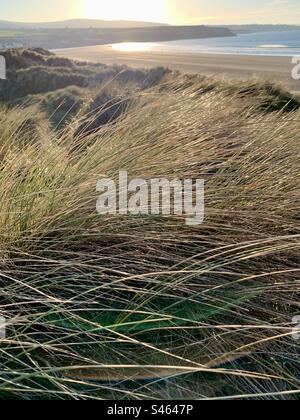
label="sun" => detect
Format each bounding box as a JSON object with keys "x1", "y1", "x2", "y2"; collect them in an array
[{"x1": 83, "y1": 0, "x2": 168, "y2": 23}]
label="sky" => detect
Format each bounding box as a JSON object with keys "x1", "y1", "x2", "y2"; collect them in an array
[{"x1": 0, "y1": 0, "x2": 300, "y2": 25}]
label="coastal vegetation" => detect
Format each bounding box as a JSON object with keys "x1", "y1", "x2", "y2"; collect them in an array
[{"x1": 0, "y1": 48, "x2": 299, "y2": 400}]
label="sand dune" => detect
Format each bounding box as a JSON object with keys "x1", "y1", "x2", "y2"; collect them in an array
[{"x1": 55, "y1": 44, "x2": 299, "y2": 92}]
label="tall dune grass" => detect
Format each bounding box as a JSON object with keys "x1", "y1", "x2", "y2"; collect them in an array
[{"x1": 0, "y1": 74, "x2": 299, "y2": 400}]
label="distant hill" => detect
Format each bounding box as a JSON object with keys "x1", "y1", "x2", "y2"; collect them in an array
[
  {"x1": 0, "y1": 19, "x2": 168, "y2": 30},
  {"x1": 225, "y1": 24, "x2": 300, "y2": 34},
  {"x1": 0, "y1": 25, "x2": 235, "y2": 50}
]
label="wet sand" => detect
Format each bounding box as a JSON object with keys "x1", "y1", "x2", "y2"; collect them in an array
[{"x1": 54, "y1": 44, "x2": 299, "y2": 92}]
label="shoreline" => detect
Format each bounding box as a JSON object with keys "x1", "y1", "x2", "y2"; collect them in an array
[
  {"x1": 54, "y1": 44, "x2": 299, "y2": 92},
  {"x1": 52, "y1": 44, "x2": 299, "y2": 58}
]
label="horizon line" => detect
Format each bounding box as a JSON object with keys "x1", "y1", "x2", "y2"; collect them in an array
[{"x1": 1, "y1": 18, "x2": 300, "y2": 26}]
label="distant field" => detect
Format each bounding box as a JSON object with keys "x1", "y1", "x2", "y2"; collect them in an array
[
  {"x1": 0, "y1": 30, "x2": 19, "y2": 37},
  {"x1": 0, "y1": 30, "x2": 46, "y2": 38}
]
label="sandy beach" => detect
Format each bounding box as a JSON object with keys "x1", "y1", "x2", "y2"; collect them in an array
[{"x1": 55, "y1": 44, "x2": 299, "y2": 92}]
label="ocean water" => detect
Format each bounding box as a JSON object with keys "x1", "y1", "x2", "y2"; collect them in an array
[{"x1": 112, "y1": 30, "x2": 300, "y2": 56}]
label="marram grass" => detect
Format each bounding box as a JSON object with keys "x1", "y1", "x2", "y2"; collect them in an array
[{"x1": 0, "y1": 73, "x2": 299, "y2": 400}]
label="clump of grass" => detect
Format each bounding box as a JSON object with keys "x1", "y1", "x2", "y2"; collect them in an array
[
  {"x1": 0, "y1": 71, "x2": 299, "y2": 400},
  {"x1": 0, "y1": 48, "x2": 169, "y2": 103},
  {"x1": 160, "y1": 73, "x2": 300, "y2": 112}
]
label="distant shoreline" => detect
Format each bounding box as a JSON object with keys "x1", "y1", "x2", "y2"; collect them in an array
[
  {"x1": 52, "y1": 44, "x2": 299, "y2": 58},
  {"x1": 55, "y1": 44, "x2": 299, "y2": 92}
]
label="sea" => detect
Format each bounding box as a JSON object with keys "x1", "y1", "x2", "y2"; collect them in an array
[{"x1": 111, "y1": 30, "x2": 300, "y2": 57}]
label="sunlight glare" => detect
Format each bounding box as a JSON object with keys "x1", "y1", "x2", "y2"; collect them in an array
[
  {"x1": 83, "y1": 0, "x2": 167, "y2": 23},
  {"x1": 110, "y1": 42, "x2": 156, "y2": 52}
]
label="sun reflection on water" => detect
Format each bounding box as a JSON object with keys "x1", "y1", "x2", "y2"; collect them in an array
[{"x1": 110, "y1": 42, "x2": 156, "y2": 52}]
